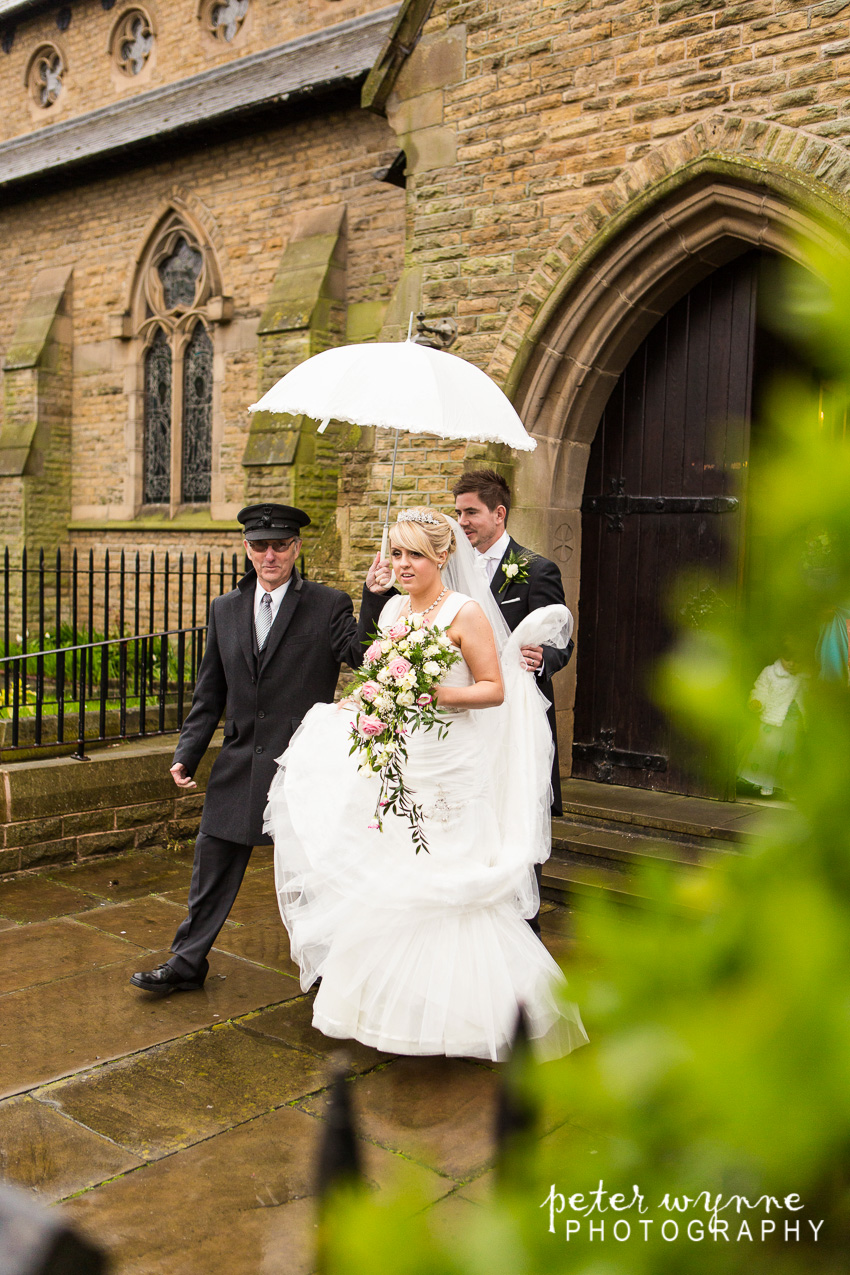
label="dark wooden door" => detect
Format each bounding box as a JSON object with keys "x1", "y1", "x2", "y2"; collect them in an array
[{"x1": 572, "y1": 254, "x2": 758, "y2": 796}]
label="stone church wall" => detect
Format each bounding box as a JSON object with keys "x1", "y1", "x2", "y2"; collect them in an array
[
  {"x1": 0, "y1": 103, "x2": 405, "y2": 561},
  {"x1": 1, "y1": 0, "x2": 850, "y2": 772},
  {"x1": 0, "y1": 0, "x2": 396, "y2": 141}
]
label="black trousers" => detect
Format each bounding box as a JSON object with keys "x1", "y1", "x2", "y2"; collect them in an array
[{"x1": 169, "y1": 832, "x2": 253, "y2": 980}]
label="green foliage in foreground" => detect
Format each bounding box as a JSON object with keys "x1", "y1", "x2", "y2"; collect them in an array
[{"x1": 319, "y1": 243, "x2": 850, "y2": 1273}]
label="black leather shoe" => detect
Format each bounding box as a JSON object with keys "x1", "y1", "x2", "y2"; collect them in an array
[{"x1": 129, "y1": 963, "x2": 205, "y2": 994}]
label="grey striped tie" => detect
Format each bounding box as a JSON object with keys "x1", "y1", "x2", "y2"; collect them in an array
[{"x1": 255, "y1": 592, "x2": 273, "y2": 650}]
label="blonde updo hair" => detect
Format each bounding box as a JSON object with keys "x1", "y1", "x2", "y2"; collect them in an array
[{"x1": 389, "y1": 508, "x2": 457, "y2": 564}]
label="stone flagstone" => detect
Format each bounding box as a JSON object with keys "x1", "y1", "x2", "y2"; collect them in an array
[
  {"x1": 38, "y1": 1021, "x2": 339, "y2": 1160},
  {"x1": 0, "y1": 918, "x2": 140, "y2": 995},
  {"x1": 0, "y1": 948, "x2": 300, "y2": 1098},
  {"x1": 0, "y1": 1095, "x2": 143, "y2": 1203},
  {"x1": 60, "y1": 1105, "x2": 455, "y2": 1275}
]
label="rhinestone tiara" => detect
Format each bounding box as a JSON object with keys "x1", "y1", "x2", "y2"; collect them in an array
[{"x1": 396, "y1": 509, "x2": 440, "y2": 525}]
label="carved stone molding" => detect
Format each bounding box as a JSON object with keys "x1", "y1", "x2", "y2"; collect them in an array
[
  {"x1": 514, "y1": 169, "x2": 850, "y2": 469},
  {"x1": 25, "y1": 41, "x2": 64, "y2": 108}
]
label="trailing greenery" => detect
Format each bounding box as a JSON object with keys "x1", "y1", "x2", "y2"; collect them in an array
[{"x1": 317, "y1": 241, "x2": 850, "y2": 1273}]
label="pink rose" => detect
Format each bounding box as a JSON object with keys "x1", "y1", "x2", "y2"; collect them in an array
[
  {"x1": 360, "y1": 681, "x2": 381, "y2": 703},
  {"x1": 417, "y1": 693, "x2": 433, "y2": 706},
  {"x1": 357, "y1": 713, "x2": 386, "y2": 739},
  {"x1": 387, "y1": 619, "x2": 410, "y2": 640},
  {"x1": 363, "y1": 641, "x2": 383, "y2": 665},
  {"x1": 387, "y1": 656, "x2": 412, "y2": 682}
]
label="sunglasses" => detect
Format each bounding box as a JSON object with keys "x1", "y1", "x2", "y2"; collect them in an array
[{"x1": 247, "y1": 539, "x2": 297, "y2": 553}]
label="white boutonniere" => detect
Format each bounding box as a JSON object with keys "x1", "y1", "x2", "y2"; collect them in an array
[{"x1": 499, "y1": 550, "x2": 533, "y2": 593}]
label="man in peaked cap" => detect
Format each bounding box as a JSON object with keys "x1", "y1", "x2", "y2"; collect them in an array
[{"x1": 130, "y1": 502, "x2": 391, "y2": 995}]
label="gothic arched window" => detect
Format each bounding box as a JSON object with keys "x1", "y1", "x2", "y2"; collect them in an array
[{"x1": 135, "y1": 219, "x2": 221, "y2": 510}]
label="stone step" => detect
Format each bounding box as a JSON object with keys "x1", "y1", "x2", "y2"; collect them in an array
[
  {"x1": 558, "y1": 777, "x2": 767, "y2": 845},
  {"x1": 542, "y1": 778, "x2": 786, "y2": 909},
  {"x1": 551, "y1": 821, "x2": 737, "y2": 872},
  {"x1": 541, "y1": 855, "x2": 658, "y2": 908}
]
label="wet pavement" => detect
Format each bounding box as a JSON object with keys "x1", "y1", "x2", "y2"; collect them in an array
[{"x1": 0, "y1": 846, "x2": 587, "y2": 1274}]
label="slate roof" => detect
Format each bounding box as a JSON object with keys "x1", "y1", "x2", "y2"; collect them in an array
[{"x1": 0, "y1": 5, "x2": 400, "y2": 191}]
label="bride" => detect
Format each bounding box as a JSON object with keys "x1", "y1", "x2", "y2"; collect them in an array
[{"x1": 264, "y1": 507, "x2": 587, "y2": 1061}]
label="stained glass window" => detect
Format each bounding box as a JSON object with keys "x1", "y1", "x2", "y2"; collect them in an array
[
  {"x1": 182, "y1": 325, "x2": 213, "y2": 503},
  {"x1": 143, "y1": 329, "x2": 172, "y2": 504},
  {"x1": 158, "y1": 238, "x2": 203, "y2": 310}
]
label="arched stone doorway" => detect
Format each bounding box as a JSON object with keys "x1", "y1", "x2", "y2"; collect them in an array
[{"x1": 510, "y1": 172, "x2": 842, "y2": 794}]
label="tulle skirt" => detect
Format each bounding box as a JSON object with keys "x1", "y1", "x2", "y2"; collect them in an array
[{"x1": 265, "y1": 701, "x2": 587, "y2": 1061}]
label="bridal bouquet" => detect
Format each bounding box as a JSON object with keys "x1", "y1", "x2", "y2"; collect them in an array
[{"x1": 347, "y1": 612, "x2": 460, "y2": 853}]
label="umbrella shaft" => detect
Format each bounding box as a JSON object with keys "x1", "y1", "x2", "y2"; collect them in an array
[{"x1": 384, "y1": 427, "x2": 402, "y2": 533}]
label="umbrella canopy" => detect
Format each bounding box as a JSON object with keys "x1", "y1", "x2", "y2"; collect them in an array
[{"x1": 249, "y1": 339, "x2": 537, "y2": 452}]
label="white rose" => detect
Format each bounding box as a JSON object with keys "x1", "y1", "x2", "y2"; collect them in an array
[
  {"x1": 504, "y1": 562, "x2": 519, "y2": 578},
  {"x1": 411, "y1": 614, "x2": 423, "y2": 630},
  {"x1": 423, "y1": 660, "x2": 441, "y2": 676},
  {"x1": 437, "y1": 632, "x2": 453, "y2": 648},
  {"x1": 380, "y1": 639, "x2": 393, "y2": 654},
  {"x1": 377, "y1": 667, "x2": 391, "y2": 684},
  {"x1": 397, "y1": 690, "x2": 415, "y2": 706},
  {"x1": 398, "y1": 640, "x2": 410, "y2": 653},
  {"x1": 424, "y1": 644, "x2": 440, "y2": 657},
  {"x1": 407, "y1": 629, "x2": 426, "y2": 645}
]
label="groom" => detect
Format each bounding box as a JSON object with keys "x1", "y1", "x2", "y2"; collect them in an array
[
  {"x1": 130, "y1": 503, "x2": 389, "y2": 995},
  {"x1": 453, "y1": 469, "x2": 574, "y2": 817}
]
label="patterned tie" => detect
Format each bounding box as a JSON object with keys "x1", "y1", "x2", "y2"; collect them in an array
[{"x1": 255, "y1": 592, "x2": 273, "y2": 650}]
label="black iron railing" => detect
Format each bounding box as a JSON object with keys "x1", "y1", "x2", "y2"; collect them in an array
[
  {"x1": 0, "y1": 545, "x2": 308, "y2": 757},
  {"x1": 1, "y1": 547, "x2": 241, "y2": 685},
  {"x1": 0, "y1": 625, "x2": 207, "y2": 758}
]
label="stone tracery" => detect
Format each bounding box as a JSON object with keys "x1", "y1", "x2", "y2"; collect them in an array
[
  {"x1": 203, "y1": 0, "x2": 249, "y2": 43},
  {"x1": 27, "y1": 44, "x2": 63, "y2": 108},
  {"x1": 112, "y1": 9, "x2": 155, "y2": 77}
]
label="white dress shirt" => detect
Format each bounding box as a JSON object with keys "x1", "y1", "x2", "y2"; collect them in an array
[
  {"x1": 474, "y1": 530, "x2": 511, "y2": 583},
  {"x1": 253, "y1": 576, "x2": 291, "y2": 626},
  {"x1": 478, "y1": 530, "x2": 545, "y2": 676}
]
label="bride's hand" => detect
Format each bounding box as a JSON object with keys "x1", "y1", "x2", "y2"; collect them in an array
[{"x1": 366, "y1": 551, "x2": 394, "y2": 593}]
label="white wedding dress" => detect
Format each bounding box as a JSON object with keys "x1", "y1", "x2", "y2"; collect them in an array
[{"x1": 265, "y1": 566, "x2": 588, "y2": 1062}]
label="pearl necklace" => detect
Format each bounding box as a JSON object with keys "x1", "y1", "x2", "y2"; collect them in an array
[{"x1": 411, "y1": 586, "x2": 447, "y2": 620}]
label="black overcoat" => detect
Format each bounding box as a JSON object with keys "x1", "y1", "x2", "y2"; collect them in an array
[
  {"x1": 490, "y1": 537, "x2": 574, "y2": 815},
  {"x1": 173, "y1": 566, "x2": 386, "y2": 845}
]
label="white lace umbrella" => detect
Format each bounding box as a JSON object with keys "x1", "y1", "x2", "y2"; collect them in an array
[{"x1": 249, "y1": 335, "x2": 536, "y2": 553}]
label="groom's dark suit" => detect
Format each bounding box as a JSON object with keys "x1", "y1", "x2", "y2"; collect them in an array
[
  {"x1": 490, "y1": 537, "x2": 574, "y2": 816},
  {"x1": 166, "y1": 566, "x2": 385, "y2": 979}
]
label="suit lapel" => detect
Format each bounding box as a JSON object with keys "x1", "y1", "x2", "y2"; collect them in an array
[
  {"x1": 490, "y1": 537, "x2": 520, "y2": 603},
  {"x1": 259, "y1": 570, "x2": 303, "y2": 671},
  {"x1": 235, "y1": 576, "x2": 256, "y2": 676}
]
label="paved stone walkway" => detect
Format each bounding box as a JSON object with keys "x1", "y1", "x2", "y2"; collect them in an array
[{"x1": 0, "y1": 845, "x2": 586, "y2": 1274}]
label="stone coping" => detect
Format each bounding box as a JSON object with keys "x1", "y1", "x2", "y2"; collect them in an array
[
  {"x1": 0, "y1": 734, "x2": 216, "y2": 824},
  {"x1": 69, "y1": 516, "x2": 241, "y2": 533}
]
